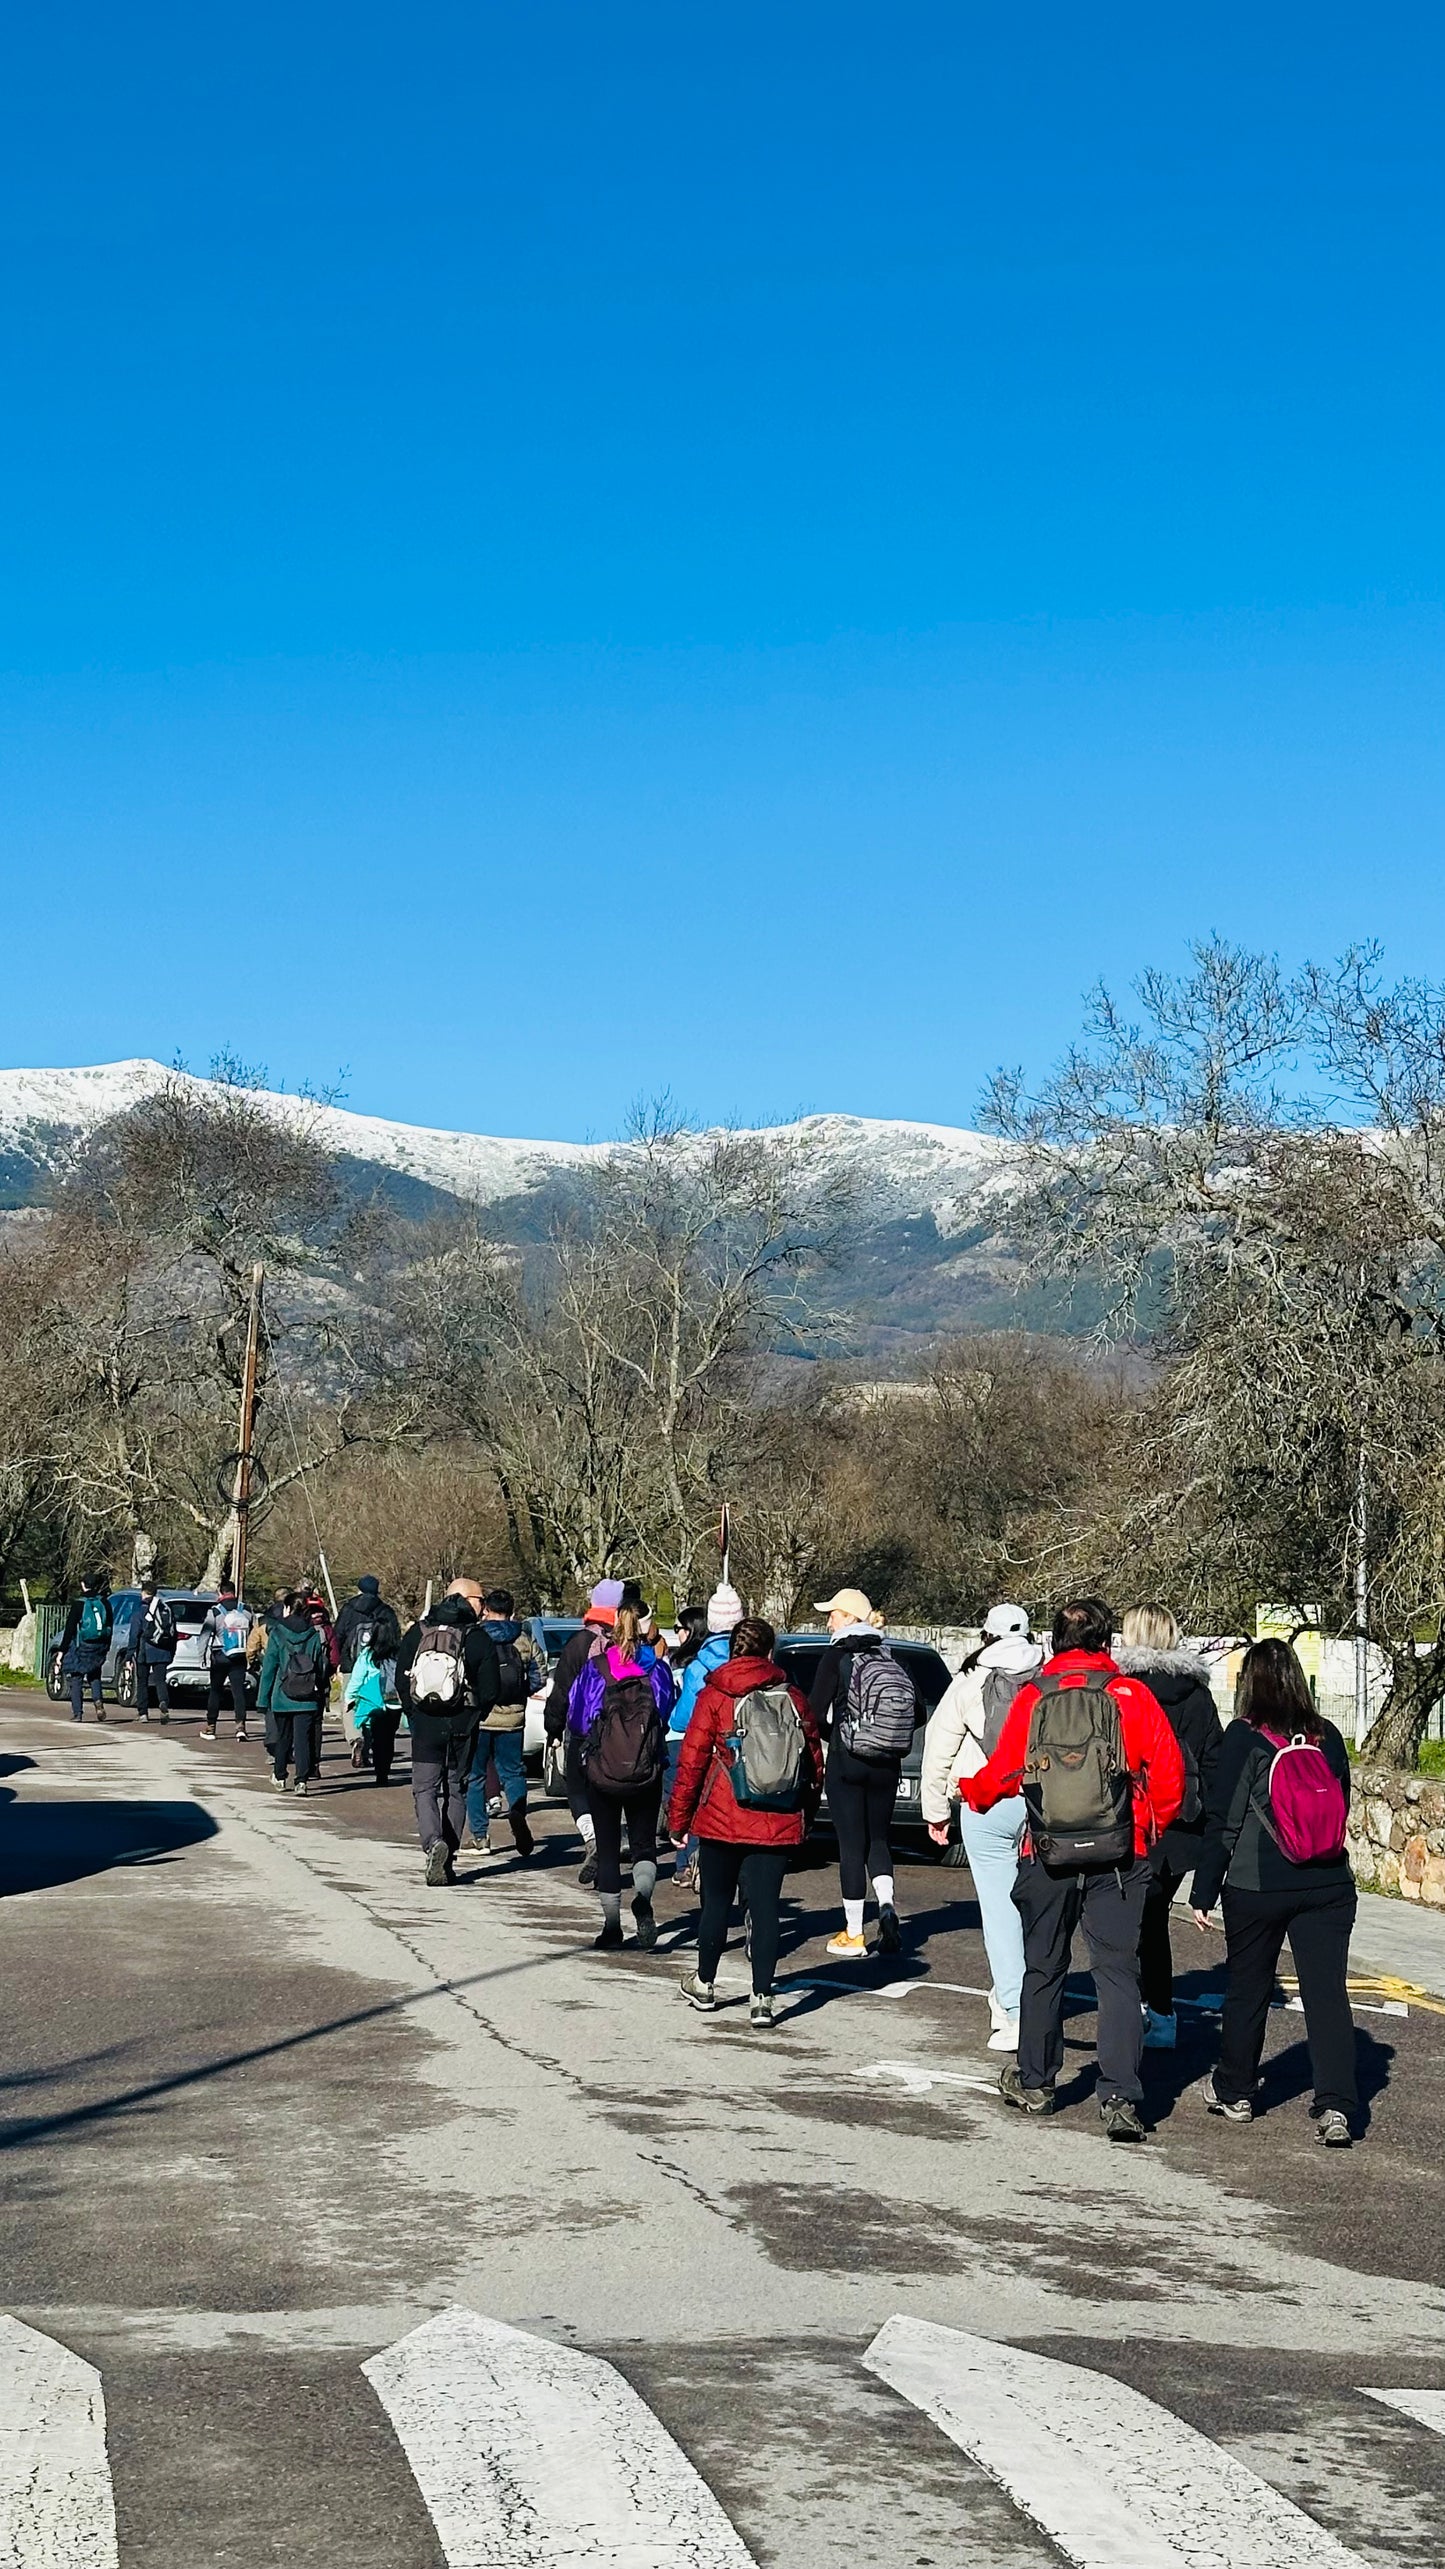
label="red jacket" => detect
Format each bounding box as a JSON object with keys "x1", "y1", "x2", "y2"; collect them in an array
[
  {"x1": 960, "y1": 1648, "x2": 1185, "y2": 1860},
  {"x1": 668, "y1": 1655, "x2": 824, "y2": 1848}
]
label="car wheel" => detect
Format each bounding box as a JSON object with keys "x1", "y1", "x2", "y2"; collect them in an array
[
  {"x1": 115, "y1": 1654, "x2": 138, "y2": 1708},
  {"x1": 45, "y1": 1647, "x2": 66, "y2": 1701}
]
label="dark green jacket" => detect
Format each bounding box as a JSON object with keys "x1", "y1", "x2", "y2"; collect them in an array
[{"x1": 257, "y1": 1616, "x2": 329, "y2": 1712}]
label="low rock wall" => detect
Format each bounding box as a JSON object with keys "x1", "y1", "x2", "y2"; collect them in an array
[{"x1": 1349, "y1": 1767, "x2": 1445, "y2": 1906}]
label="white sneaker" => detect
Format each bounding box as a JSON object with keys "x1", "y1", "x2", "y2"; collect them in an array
[
  {"x1": 1142, "y1": 2007, "x2": 1177, "y2": 2050},
  {"x1": 987, "y1": 2019, "x2": 1020, "y2": 2052}
]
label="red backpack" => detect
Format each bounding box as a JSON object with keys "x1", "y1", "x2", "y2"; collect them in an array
[{"x1": 1253, "y1": 1727, "x2": 1348, "y2": 1864}]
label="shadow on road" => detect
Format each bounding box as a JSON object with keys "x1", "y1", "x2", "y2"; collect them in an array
[{"x1": 0, "y1": 1799, "x2": 219, "y2": 1898}]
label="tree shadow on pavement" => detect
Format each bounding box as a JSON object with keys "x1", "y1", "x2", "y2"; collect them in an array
[{"x1": 0, "y1": 1799, "x2": 218, "y2": 1897}]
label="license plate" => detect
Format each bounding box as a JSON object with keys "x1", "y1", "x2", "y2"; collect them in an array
[{"x1": 896, "y1": 1778, "x2": 913, "y2": 1798}]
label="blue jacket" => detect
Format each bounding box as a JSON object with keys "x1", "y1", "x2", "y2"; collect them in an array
[{"x1": 668, "y1": 1633, "x2": 730, "y2": 1738}]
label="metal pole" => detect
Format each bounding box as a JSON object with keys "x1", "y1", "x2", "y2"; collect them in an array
[
  {"x1": 230, "y1": 1263, "x2": 264, "y2": 1597},
  {"x1": 1354, "y1": 1437, "x2": 1369, "y2": 1741}
]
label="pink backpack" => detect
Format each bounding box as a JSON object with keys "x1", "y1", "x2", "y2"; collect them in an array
[{"x1": 1255, "y1": 1727, "x2": 1348, "y2": 1863}]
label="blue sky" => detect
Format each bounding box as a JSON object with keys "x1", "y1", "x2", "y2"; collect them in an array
[{"x1": 3, "y1": 6, "x2": 1443, "y2": 1138}]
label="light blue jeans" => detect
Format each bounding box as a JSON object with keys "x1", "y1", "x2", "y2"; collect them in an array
[{"x1": 960, "y1": 1794, "x2": 1027, "y2": 2020}]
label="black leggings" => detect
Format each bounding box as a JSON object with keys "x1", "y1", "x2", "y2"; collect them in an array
[
  {"x1": 698, "y1": 1842, "x2": 790, "y2": 1993},
  {"x1": 207, "y1": 1655, "x2": 248, "y2": 1726},
  {"x1": 826, "y1": 1741, "x2": 899, "y2": 1901},
  {"x1": 1216, "y1": 1879, "x2": 1358, "y2": 2115},
  {"x1": 587, "y1": 1782, "x2": 662, "y2": 1895},
  {"x1": 1139, "y1": 1856, "x2": 1188, "y2": 2014}
]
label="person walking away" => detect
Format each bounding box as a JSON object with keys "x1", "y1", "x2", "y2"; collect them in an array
[
  {"x1": 669, "y1": 1616, "x2": 823, "y2": 2026},
  {"x1": 300, "y1": 1586, "x2": 339, "y2": 1772},
  {"x1": 809, "y1": 1588, "x2": 916, "y2": 1957},
  {"x1": 961, "y1": 1597, "x2": 1184, "y2": 2142},
  {"x1": 544, "y1": 1582, "x2": 624, "y2": 1884},
  {"x1": 342, "y1": 1640, "x2": 391, "y2": 1775},
  {"x1": 200, "y1": 1581, "x2": 254, "y2": 1741},
  {"x1": 134, "y1": 1578, "x2": 177, "y2": 1722},
  {"x1": 394, "y1": 1587, "x2": 499, "y2": 1883},
  {"x1": 257, "y1": 1594, "x2": 331, "y2": 1794},
  {"x1": 1189, "y1": 1637, "x2": 1357, "y2": 2146},
  {"x1": 921, "y1": 1604, "x2": 1043, "y2": 2050},
  {"x1": 467, "y1": 1589, "x2": 543, "y2": 1857},
  {"x1": 335, "y1": 1577, "x2": 402, "y2": 1768},
  {"x1": 568, "y1": 1603, "x2": 676, "y2": 1949},
  {"x1": 1115, "y1": 1604, "x2": 1224, "y2": 2049},
  {"x1": 60, "y1": 1575, "x2": 113, "y2": 1723},
  {"x1": 664, "y1": 1583, "x2": 743, "y2": 1886}
]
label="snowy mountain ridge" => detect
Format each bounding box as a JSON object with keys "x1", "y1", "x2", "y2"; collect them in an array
[{"x1": 0, "y1": 1060, "x2": 1012, "y2": 1231}]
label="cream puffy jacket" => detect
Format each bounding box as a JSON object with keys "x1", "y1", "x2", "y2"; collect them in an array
[{"x1": 919, "y1": 1636, "x2": 1043, "y2": 1825}]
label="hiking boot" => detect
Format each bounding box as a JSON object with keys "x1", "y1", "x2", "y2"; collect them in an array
[
  {"x1": 998, "y1": 2062, "x2": 1056, "y2": 2115},
  {"x1": 1202, "y1": 2074, "x2": 1253, "y2": 2124},
  {"x1": 674, "y1": 1857, "x2": 698, "y2": 1891},
  {"x1": 350, "y1": 1740, "x2": 367, "y2": 1770},
  {"x1": 750, "y1": 1993, "x2": 776, "y2": 2031},
  {"x1": 632, "y1": 1901, "x2": 658, "y2": 1951},
  {"x1": 1314, "y1": 2107, "x2": 1354, "y2": 2148},
  {"x1": 424, "y1": 1841, "x2": 451, "y2": 1887},
  {"x1": 158, "y1": 1709, "x2": 169, "y2": 1723},
  {"x1": 1142, "y1": 2007, "x2": 1177, "y2": 2049},
  {"x1": 825, "y1": 1930, "x2": 868, "y2": 1960},
  {"x1": 593, "y1": 1921, "x2": 625, "y2": 1951},
  {"x1": 96, "y1": 1707, "x2": 107, "y2": 1722},
  {"x1": 511, "y1": 1810, "x2": 535, "y2": 1859},
  {"x1": 1100, "y1": 2095, "x2": 1148, "y2": 2143},
  {"x1": 578, "y1": 1847, "x2": 598, "y2": 1888},
  {"x1": 200, "y1": 1727, "x2": 217, "y2": 1741},
  {"x1": 876, "y1": 1904, "x2": 902, "y2": 1955},
  {"x1": 293, "y1": 1780, "x2": 308, "y2": 1797},
  {"x1": 679, "y1": 1971, "x2": 717, "y2": 2011}
]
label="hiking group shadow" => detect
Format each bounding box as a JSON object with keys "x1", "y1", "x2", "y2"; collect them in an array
[{"x1": 0, "y1": 1799, "x2": 218, "y2": 1897}]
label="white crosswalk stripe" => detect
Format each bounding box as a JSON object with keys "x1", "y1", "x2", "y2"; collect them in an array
[
  {"x1": 1361, "y1": 2386, "x2": 1445, "y2": 2434},
  {"x1": 864, "y1": 2314, "x2": 1372, "y2": 2569},
  {"x1": 0, "y1": 2316, "x2": 118, "y2": 2569},
  {"x1": 363, "y1": 2304, "x2": 760, "y2": 2567}
]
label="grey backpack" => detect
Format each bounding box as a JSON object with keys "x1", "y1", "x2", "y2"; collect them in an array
[
  {"x1": 839, "y1": 1647, "x2": 918, "y2": 1763},
  {"x1": 980, "y1": 1665, "x2": 1029, "y2": 1758},
  {"x1": 726, "y1": 1684, "x2": 806, "y2": 1810}
]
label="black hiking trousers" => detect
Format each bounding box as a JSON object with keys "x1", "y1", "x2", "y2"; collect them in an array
[
  {"x1": 1014, "y1": 1854, "x2": 1151, "y2": 2105},
  {"x1": 1215, "y1": 1879, "x2": 1358, "y2": 2116}
]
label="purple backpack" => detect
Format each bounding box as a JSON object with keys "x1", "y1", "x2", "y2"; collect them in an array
[{"x1": 1255, "y1": 1727, "x2": 1348, "y2": 1863}]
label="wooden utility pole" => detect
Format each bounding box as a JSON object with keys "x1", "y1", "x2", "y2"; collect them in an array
[{"x1": 230, "y1": 1263, "x2": 264, "y2": 1596}]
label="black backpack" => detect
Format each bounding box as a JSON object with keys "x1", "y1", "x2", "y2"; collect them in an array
[
  {"x1": 583, "y1": 1662, "x2": 663, "y2": 1795},
  {"x1": 491, "y1": 1635, "x2": 527, "y2": 1707},
  {"x1": 279, "y1": 1628, "x2": 325, "y2": 1702},
  {"x1": 1021, "y1": 1671, "x2": 1136, "y2": 1868}
]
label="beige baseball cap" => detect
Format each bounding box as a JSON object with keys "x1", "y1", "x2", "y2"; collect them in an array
[{"x1": 813, "y1": 1586, "x2": 876, "y2": 1621}]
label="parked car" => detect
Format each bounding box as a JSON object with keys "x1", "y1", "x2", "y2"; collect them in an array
[
  {"x1": 45, "y1": 1589, "x2": 258, "y2": 1708},
  {"x1": 527, "y1": 1614, "x2": 582, "y2": 1772},
  {"x1": 772, "y1": 1632, "x2": 954, "y2": 1836}
]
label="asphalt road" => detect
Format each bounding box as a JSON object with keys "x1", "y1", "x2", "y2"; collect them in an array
[{"x1": 2, "y1": 1687, "x2": 1443, "y2": 2567}]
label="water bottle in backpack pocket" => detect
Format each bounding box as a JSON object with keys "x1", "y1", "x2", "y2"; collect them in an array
[
  {"x1": 725, "y1": 1683, "x2": 805, "y2": 1810},
  {"x1": 838, "y1": 1648, "x2": 918, "y2": 1763},
  {"x1": 1252, "y1": 1728, "x2": 1348, "y2": 1863},
  {"x1": 1021, "y1": 1672, "x2": 1136, "y2": 1868}
]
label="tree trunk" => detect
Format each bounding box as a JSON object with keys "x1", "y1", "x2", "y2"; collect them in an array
[
  {"x1": 201, "y1": 1510, "x2": 237, "y2": 1592},
  {"x1": 1359, "y1": 1643, "x2": 1445, "y2": 1769}
]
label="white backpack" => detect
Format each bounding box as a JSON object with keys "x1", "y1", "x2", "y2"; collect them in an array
[{"x1": 410, "y1": 1622, "x2": 467, "y2": 1705}]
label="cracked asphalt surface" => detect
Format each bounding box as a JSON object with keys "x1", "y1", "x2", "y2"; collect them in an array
[{"x1": 2, "y1": 1686, "x2": 1443, "y2": 2564}]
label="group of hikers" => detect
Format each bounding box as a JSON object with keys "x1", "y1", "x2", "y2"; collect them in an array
[{"x1": 56, "y1": 1563, "x2": 1362, "y2": 2145}]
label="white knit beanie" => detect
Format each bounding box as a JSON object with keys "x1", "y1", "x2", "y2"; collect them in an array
[{"x1": 706, "y1": 1583, "x2": 744, "y2": 1634}]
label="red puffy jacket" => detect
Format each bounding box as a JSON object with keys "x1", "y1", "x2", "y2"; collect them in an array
[
  {"x1": 668, "y1": 1655, "x2": 824, "y2": 1848},
  {"x1": 961, "y1": 1648, "x2": 1185, "y2": 1860}
]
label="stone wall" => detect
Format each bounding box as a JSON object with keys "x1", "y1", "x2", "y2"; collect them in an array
[{"x1": 1349, "y1": 1767, "x2": 1445, "y2": 1906}]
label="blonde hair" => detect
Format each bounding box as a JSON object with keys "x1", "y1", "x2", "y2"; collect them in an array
[
  {"x1": 611, "y1": 1604, "x2": 643, "y2": 1660},
  {"x1": 1121, "y1": 1603, "x2": 1180, "y2": 1651}
]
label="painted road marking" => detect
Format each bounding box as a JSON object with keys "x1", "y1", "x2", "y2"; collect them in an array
[
  {"x1": 1360, "y1": 2386, "x2": 1445, "y2": 2433},
  {"x1": 857, "y1": 2060, "x2": 999, "y2": 2096},
  {"x1": 364, "y1": 2303, "x2": 759, "y2": 2566},
  {"x1": 0, "y1": 2314, "x2": 119, "y2": 2568},
  {"x1": 863, "y1": 2315, "x2": 1369, "y2": 2569}
]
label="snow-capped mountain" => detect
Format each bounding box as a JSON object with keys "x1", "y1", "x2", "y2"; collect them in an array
[{"x1": 0, "y1": 1060, "x2": 1012, "y2": 1233}]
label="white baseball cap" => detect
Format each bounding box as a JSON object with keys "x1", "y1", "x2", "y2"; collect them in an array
[{"x1": 984, "y1": 1602, "x2": 1030, "y2": 1639}]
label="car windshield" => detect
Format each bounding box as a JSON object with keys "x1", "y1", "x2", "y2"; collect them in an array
[
  {"x1": 171, "y1": 1599, "x2": 212, "y2": 1625},
  {"x1": 541, "y1": 1620, "x2": 580, "y2": 1655}
]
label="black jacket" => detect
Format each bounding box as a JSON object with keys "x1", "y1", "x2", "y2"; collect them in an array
[
  {"x1": 1191, "y1": 1716, "x2": 1352, "y2": 1908},
  {"x1": 61, "y1": 1594, "x2": 113, "y2": 1663},
  {"x1": 395, "y1": 1599, "x2": 499, "y2": 1744},
  {"x1": 334, "y1": 1590, "x2": 399, "y2": 1672},
  {"x1": 1114, "y1": 1647, "x2": 1223, "y2": 1863},
  {"x1": 545, "y1": 1624, "x2": 599, "y2": 1743},
  {"x1": 808, "y1": 1627, "x2": 887, "y2": 1739}
]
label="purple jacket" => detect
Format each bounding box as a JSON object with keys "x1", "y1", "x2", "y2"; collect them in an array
[{"x1": 568, "y1": 1646, "x2": 676, "y2": 1740}]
